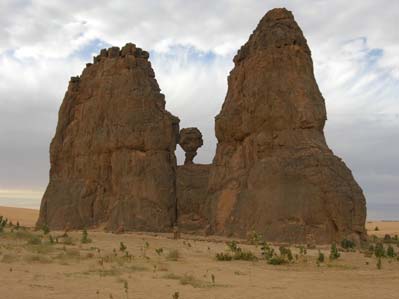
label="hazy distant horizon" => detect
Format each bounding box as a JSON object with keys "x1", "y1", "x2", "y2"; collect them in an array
[{"x1": 0, "y1": 196, "x2": 397, "y2": 221}]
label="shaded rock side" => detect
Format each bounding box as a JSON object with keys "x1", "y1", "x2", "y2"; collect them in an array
[
  {"x1": 176, "y1": 164, "x2": 211, "y2": 232},
  {"x1": 37, "y1": 43, "x2": 180, "y2": 231},
  {"x1": 208, "y1": 8, "x2": 367, "y2": 243}
]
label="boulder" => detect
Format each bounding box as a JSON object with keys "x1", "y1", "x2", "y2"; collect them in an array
[{"x1": 178, "y1": 127, "x2": 203, "y2": 165}]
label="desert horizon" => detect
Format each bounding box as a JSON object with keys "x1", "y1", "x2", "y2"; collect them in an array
[{"x1": 2, "y1": 205, "x2": 399, "y2": 235}]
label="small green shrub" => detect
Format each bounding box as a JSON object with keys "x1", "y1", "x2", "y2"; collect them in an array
[
  {"x1": 226, "y1": 241, "x2": 239, "y2": 252},
  {"x1": 268, "y1": 256, "x2": 287, "y2": 265},
  {"x1": 247, "y1": 230, "x2": 263, "y2": 246},
  {"x1": 374, "y1": 226, "x2": 379, "y2": 231},
  {"x1": 299, "y1": 246, "x2": 307, "y2": 255},
  {"x1": 155, "y1": 248, "x2": 164, "y2": 256},
  {"x1": 374, "y1": 243, "x2": 385, "y2": 258},
  {"x1": 120, "y1": 242, "x2": 127, "y2": 252},
  {"x1": 329, "y1": 243, "x2": 340, "y2": 260},
  {"x1": 216, "y1": 241, "x2": 257, "y2": 261},
  {"x1": 260, "y1": 242, "x2": 274, "y2": 260},
  {"x1": 215, "y1": 252, "x2": 233, "y2": 261},
  {"x1": 279, "y1": 246, "x2": 293, "y2": 262},
  {"x1": 260, "y1": 243, "x2": 293, "y2": 265},
  {"x1": 318, "y1": 250, "x2": 325, "y2": 263},
  {"x1": 0, "y1": 216, "x2": 8, "y2": 232},
  {"x1": 387, "y1": 245, "x2": 396, "y2": 258},
  {"x1": 341, "y1": 239, "x2": 355, "y2": 250},
  {"x1": 233, "y1": 250, "x2": 257, "y2": 261},
  {"x1": 0, "y1": 216, "x2": 8, "y2": 227},
  {"x1": 81, "y1": 229, "x2": 92, "y2": 244}
]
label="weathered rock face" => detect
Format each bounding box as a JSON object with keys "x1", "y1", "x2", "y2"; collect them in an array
[
  {"x1": 176, "y1": 164, "x2": 211, "y2": 232},
  {"x1": 208, "y1": 8, "x2": 367, "y2": 243},
  {"x1": 38, "y1": 8, "x2": 367, "y2": 244},
  {"x1": 176, "y1": 127, "x2": 209, "y2": 231},
  {"x1": 37, "y1": 43, "x2": 180, "y2": 231},
  {"x1": 179, "y1": 127, "x2": 203, "y2": 165}
]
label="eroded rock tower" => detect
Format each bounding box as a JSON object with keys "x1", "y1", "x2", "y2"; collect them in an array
[{"x1": 38, "y1": 8, "x2": 367, "y2": 244}]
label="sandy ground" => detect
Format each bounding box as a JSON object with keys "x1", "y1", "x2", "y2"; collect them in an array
[
  {"x1": 1, "y1": 206, "x2": 399, "y2": 299},
  {"x1": 0, "y1": 205, "x2": 39, "y2": 227},
  {"x1": 366, "y1": 221, "x2": 399, "y2": 238}
]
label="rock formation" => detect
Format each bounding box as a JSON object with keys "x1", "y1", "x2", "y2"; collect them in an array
[
  {"x1": 176, "y1": 163, "x2": 211, "y2": 232},
  {"x1": 176, "y1": 127, "x2": 209, "y2": 231},
  {"x1": 37, "y1": 43, "x2": 180, "y2": 231},
  {"x1": 207, "y1": 8, "x2": 366, "y2": 243},
  {"x1": 178, "y1": 127, "x2": 203, "y2": 165},
  {"x1": 38, "y1": 8, "x2": 367, "y2": 244}
]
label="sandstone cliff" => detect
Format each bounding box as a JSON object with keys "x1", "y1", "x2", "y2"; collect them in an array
[
  {"x1": 207, "y1": 8, "x2": 367, "y2": 243},
  {"x1": 37, "y1": 44, "x2": 180, "y2": 231},
  {"x1": 38, "y1": 8, "x2": 367, "y2": 244}
]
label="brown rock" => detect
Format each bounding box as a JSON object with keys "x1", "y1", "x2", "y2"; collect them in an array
[
  {"x1": 38, "y1": 8, "x2": 367, "y2": 244},
  {"x1": 178, "y1": 127, "x2": 203, "y2": 165},
  {"x1": 121, "y1": 43, "x2": 136, "y2": 57},
  {"x1": 107, "y1": 46, "x2": 120, "y2": 58},
  {"x1": 176, "y1": 164, "x2": 210, "y2": 232},
  {"x1": 207, "y1": 8, "x2": 366, "y2": 243},
  {"x1": 37, "y1": 44, "x2": 180, "y2": 232}
]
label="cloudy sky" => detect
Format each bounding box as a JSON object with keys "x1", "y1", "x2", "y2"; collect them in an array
[{"x1": 0, "y1": 0, "x2": 398, "y2": 218}]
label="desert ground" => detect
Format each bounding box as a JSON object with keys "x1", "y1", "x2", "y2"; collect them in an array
[{"x1": 1, "y1": 206, "x2": 399, "y2": 299}]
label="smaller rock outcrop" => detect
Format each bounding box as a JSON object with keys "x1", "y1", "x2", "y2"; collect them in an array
[
  {"x1": 176, "y1": 164, "x2": 211, "y2": 232},
  {"x1": 178, "y1": 128, "x2": 203, "y2": 165}
]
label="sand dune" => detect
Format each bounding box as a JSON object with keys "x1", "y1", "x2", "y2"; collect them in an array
[{"x1": 0, "y1": 206, "x2": 39, "y2": 227}]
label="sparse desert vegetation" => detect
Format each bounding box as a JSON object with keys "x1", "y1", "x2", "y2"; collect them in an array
[{"x1": 1, "y1": 211, "x2": 399, "y2": 298}]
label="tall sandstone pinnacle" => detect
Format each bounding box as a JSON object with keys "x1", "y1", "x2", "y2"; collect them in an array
[
  {"x1": 37, "y1": 44, "x2": 180, "y2": 231},
  {"x1": 207, "y1": 8, "x2": 367, "y2": 243}
]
